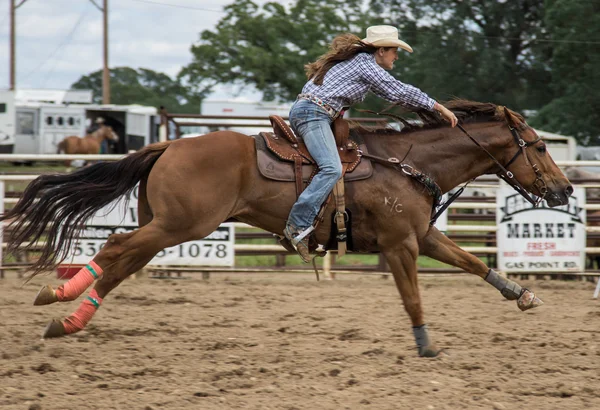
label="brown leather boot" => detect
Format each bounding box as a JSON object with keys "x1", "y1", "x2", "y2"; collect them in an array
[{"x1": 283, "y1": 225, "x2": 312, "y2": 263}]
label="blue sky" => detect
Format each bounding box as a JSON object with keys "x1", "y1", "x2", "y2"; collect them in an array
[{"x1": 0, "y1": 0, "x2": 270, "y2": 100}]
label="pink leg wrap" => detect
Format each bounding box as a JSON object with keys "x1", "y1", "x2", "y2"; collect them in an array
[
  {"x1": 56, "y1": 261, "x2": 103, "y2": 301},
  {"x1": 62, "y1": 289, "x2": 103, "y2": 334}
]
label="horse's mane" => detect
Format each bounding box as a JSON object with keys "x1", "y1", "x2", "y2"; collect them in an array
[{"x1": 351, "y1": 99, "x2": 524, "y2": 135}]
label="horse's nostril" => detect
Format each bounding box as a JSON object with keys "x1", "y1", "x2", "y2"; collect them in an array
[{"x1": 565, "y1": 185, "x2": 574, "y2": 197}]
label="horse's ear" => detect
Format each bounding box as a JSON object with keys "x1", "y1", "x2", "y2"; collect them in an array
[{"x1": 503, "y1": 106, "x2": 519, "y2": 129}]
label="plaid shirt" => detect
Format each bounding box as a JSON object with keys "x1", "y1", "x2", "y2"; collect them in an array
[{"x1": 302, "y1": 52, "x2": 436, "y2": 114}]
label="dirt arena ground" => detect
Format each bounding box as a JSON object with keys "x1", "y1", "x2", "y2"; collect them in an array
[{"x1": 0, "y1": 272, "x2": 598, "y2": 410}]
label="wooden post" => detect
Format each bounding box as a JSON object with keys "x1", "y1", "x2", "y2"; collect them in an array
[
  {"x1": 159, "y1": 106, "x2": 168, "y2": 142},
  {"x1": 102, "y1": 0, "x2": 110, "y2": 104},
  {"x1": 9, "y1": 0, "x2": 15, "y2": 90},
  {"x1": 275, "y1": 254, "x2": 286, "y2": 267},
  {"x1": 323, "y1": 251, "x2": 332, "y2": 280}
]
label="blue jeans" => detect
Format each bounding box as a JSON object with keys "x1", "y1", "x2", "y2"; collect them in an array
[{"x1": 287, "y1": 99, "x2": 342, "y2": 230}]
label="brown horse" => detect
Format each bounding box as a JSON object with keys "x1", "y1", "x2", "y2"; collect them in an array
[
  {"x1": 57, "y1": 124, "x2": 119, "y2": 156},
  {"x1": 2, "y1": 100, "x2": 572, "y2": 357}
]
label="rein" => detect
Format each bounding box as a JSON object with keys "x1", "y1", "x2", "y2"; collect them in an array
[
  {"x1": 456, "y1": 123, "x2": 546, "y2": 207},
  {"x1": 354, "y1": 114, "x2": 548, "y2": 225},
  {"x1": 358, "y1": 151, "x2": 444, "y2": 221}
]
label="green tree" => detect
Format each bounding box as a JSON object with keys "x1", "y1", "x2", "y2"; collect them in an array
[
  {"x1": 71, "y1": 67, "x2": 207, "y2": 113},
  {"x1": 374, "y1": 0, "x2": 552, "y2": 110},
  {"x1": 180, "y1": 0, "x2": 554, "y2": 113},
  {"x1": 179, "y1": 0, "x2": 598, "y2": 142},
  {"x1": 179, "y1": 0, "x2": 376, "y2": 102},
  {"x1": 529, "y1": 0, "x2": 600, "y2": 144}
]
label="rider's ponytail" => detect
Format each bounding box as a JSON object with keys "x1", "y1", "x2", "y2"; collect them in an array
[{"x1": 305, "y1": 33, "x2": 377, "y2": 85}]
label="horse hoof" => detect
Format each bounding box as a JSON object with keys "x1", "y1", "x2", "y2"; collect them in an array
[
  {"x1": 42, "y1": 320, "x2": 66, "y2": 339},
  {"x1": 418, "y1": 345, "x2": 443, "y2": 358},
  {"x1": 33, "y1": 285, "x2": 59, "y2": 306},
  {"x1": 517, "y1": 289, "x2": 544, "y2": 311}
]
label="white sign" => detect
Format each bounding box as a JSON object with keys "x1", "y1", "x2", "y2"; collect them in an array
[
  {"x1": 65, "y1": 188, "x2": 234, "y2": 266},
  {"x1": 497, "y1": 186, "x2": 586, "y2": 272}
]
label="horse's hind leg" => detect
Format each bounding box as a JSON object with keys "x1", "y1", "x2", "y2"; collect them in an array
[
  {"x1": 40, "y1": 222, "x2": 187, "y2": 338},
  {"x1": 382, "y1": 243, "x2": 442, "y2": 358},
  {"x1": 34, "y1": 178, "x2": 155, "y2": 307},
  {"x1": 421, "y1": 226, "x2": 543, "y2": 310},
  {"x1": 32, "y1": 237, "x2": 147, "y2": 308}
]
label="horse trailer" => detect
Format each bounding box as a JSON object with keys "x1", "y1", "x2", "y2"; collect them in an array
[
  {"x1": 535, "y1": 129, "x2": 577, "y2": 162},
  {"x1": 0, "y1": 90, "x2": 16, "y2": 153},
  {"x1": 14, "y1": 105, "x2": 86, "y2": 155},
  {"x1": 9, "y1": 89, "x2": 159, "y2": 156}
]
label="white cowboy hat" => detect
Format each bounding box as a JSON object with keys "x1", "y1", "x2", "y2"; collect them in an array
[{"x1": 362, "y1": 25, "x2": 413, "y2": 53}]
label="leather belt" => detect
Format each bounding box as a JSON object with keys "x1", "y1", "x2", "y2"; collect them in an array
[{"x1": 297, "y1": 94, "x2": 341, "y2": 119}]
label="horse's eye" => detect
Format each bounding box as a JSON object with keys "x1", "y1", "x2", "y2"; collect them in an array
[{"x1": 537, "y1": 145, "x2": 547, "y2": 153}]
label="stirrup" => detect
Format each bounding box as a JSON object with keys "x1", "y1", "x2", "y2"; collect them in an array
[
  {"x1": 294, "y1": 238, "x2": 311, "y2": 263},
  {"x1": 284, "y1": 225, "x2": 314, "y2": 263},
  {"x1": 284, "y1": 225, "x2": 313, "y2": 245}
]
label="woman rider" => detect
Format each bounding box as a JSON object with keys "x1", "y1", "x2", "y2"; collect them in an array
[{"x1": 284, "y1": 25, "x2": 458, "y2": 262}]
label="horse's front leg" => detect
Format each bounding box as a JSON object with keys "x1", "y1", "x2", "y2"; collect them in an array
[
  {"x1": 382, "y1": 242, "x2": 442, "y2": 358},
  {"x1": 421, "y1": 226, "x2": 543, "y2": 311}
]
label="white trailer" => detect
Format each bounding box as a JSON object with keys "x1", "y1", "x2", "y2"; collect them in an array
[
  {"x1": 535, "y1": 129, "x2": 577, "y2": 163},
  {"x1": 14, "y1": 104, "x2": 86, "y2": 155},
  {"x1": 13, "y1": 89, "x2": 89, "y2": 155},
  {"x1": 181, "y1": 99, "x2": 292, "y2": 137},
  {"x1": 201, "y1": 99, "x2": 292, "y2": 117},
  {"x1": 10, "y1": 90, "x2": 158, "y2": 155},
  {"x1": 0, "y1": 90, "x2": 16, "y2": 153}
]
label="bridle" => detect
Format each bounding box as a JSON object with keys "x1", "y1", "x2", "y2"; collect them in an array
[
  {"x1": 456, "y1": 122, "x2": 547, "y2": 207},
  {"x1": 352, "y1": 109, "x2": 550, "y2": 224},
  {"x1": 355, "y1": 105, "x2": 549, "y2": 206},
  {"x1": 503, "y1": 123, "x2": 548, "y2": 205}
]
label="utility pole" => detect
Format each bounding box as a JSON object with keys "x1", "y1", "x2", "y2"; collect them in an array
[
  {"x1": 9, "y1": 0, "x2": 15, "y2": 90},
  {"x1": 10, "y1": 0, "x2": 107, "y2": 95},
  {"x1": 89, "y1": 0, "x2": 110, "y2": 103},
  {"x1": 102, "y1": 0, "x2": 110, "y2": 104},
  {"x1": 9, "y1": 0, "x2": 29, "y2": 90}
]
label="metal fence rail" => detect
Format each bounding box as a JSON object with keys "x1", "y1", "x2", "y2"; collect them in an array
[{"x1": 1, "y1": 156, "x2": 600, "y2": 281}]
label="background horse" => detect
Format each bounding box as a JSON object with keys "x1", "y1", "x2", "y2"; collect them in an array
[
  {"x1": 564, "y1": 166, "x2": 600, "y2": 198},
  {"x1": 57, "y1": 124, "x2": 119, "y2": 156},
  {"x1": 2, "y1": 100, "x2": 572, "y2": 357},
  {"x1": 564, "y1": 166, "x2": 600, "y2": 271}
]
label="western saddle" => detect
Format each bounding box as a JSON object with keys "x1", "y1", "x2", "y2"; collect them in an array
[{"x1": 256, "y1": 115, "x2": 372, "y2": 257}]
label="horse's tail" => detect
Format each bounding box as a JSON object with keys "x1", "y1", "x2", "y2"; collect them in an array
[
  {"x1": 57, "y1": 139, "x2": 65, "y2": 154},
  {"x1": 1, "y1": 141, "x2": 172, "y2": 277}
]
